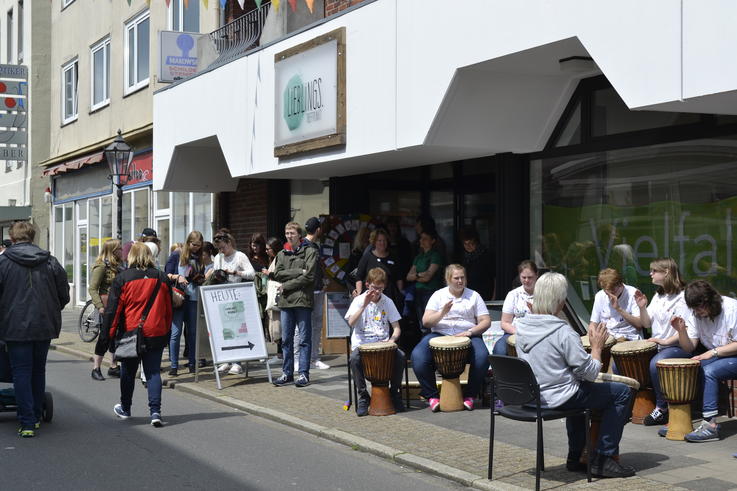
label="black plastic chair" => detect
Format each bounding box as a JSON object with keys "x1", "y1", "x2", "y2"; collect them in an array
[{"x1": 488, "y1": 355, "x2": 592, "y2": 491}]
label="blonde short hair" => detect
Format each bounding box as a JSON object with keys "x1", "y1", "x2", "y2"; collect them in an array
[
  {"x1": 532, "y1": 272, "x2": 568, "y2": 315},
  {"x1": 127, "y1": 242, "x2": 155, "y2": 270},
  {"x1": 284, "y1": 221, "x2": 303, "y2": 237},
  {"x1": 444, "y1": 264, "x2": 466, "y2": 284}
]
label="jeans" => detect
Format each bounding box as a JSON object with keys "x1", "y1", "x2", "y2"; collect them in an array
[
  {"x1": 298, "y1": 291, "x2": 325, "y2": 363},
  {"x1": 170, "y1": 300, "x2": 198, "y2": 369},
  {"x1": 414, "y1": 288, "x2": 434, "y2": 334},
  {"x1": 411, "y1": 333, "x2": 489, "y2": 399},
  {"x1": 350, "y1": 347, "x2": 406, "y2": 400},
  {"x1": 492, "y1": 332, "x2": 511, "y2": 356},
  {"x1": 650, "y1": 346, "x2": 693, "y2": 409},
  {"x1": 119, "y1": 347, "x2": 164, "y2": 415},
  {"x1": 699, "y1": 355, "x2": 737, "y2": 419},
  {"x1": 557, "y1": 381, "x2": 632, "y2": 458},
  {"x1": 281, "y1": 307, "x2": 312, "y2": 379},
  {"x1": 6, "y1": 340, "x2": 51, "y2": 429}
]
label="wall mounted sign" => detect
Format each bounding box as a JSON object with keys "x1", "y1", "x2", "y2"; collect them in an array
[
  {"x1": 0, "y1": 64, "x2": 27, "y2": 165},
  {"x1": 159, "y1": 31, "x2": 204, "y2": 83},
  {"x1": 274, "y1": 27, "x2": 345, "y2": 157}
]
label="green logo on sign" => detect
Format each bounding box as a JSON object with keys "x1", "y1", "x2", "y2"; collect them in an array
[{"x1": 283, "y1": 74, "x2": 305, "y2": 131}]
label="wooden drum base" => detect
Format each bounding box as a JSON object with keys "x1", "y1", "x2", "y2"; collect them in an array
[
  {"x1": 439, "y1": 377, "x2": 464, "y2": 412},
  {"x1": 631, "y1": 388, "x2": 656, "y2": 425},
  {"x1": 665, "y1": 403, "x2": 693, "y2": 441},
  {"x1": 369, "y1": 385, "x2": 396, "y2": 416}
]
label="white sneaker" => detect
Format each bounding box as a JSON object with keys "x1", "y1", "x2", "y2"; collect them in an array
[
  {"x1": 217, "y1": 363, "x2": 232, "y2": 373},
  {"x1": 314, "y1": 360, "x2": 330, "y2": 370},
  {"x1": 267, "y1": 355, "x2": 281, "y2": 364},
  {"x1": 228, "y1": 363, "x2": 243, "y2": 375}
]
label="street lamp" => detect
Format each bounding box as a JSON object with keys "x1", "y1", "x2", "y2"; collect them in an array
[{"x1": 104, "y1": 129, "x2": 134, "y2": 241}]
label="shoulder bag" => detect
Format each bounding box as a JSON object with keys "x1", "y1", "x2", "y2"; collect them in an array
[{"x1": 114, "y1": 275, "x2": 162, "y2": 360}]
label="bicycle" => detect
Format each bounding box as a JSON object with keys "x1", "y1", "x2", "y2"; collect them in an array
[{"x1": 78, "y1": 299, "x2": 102, "y2": 343}]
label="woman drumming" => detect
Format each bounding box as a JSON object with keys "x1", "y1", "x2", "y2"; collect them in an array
[
  {"x1": 90, "y1": 239, "x2": 123, "y2": 381},
  {"x1": 495, "y1": 260, "x2": 539, "y2": 356},
  {"x1": 406, "y1": 230, "x2": 443, "y2": 333},
  {"x1": 639, "y1": 258, "x2": 694, "y2": 426},
  {"x1": 411, "y1": 264, "x2": 490, "y2": 412},
  {"x1": 353, "y1": 228, "x2": 404, "y2": 312}
]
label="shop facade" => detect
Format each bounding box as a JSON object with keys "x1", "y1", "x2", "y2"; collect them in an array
[{"x1": 154, "y1": 1, "x2": 737, "y2": 310}]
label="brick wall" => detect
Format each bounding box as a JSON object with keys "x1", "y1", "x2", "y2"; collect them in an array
[
  {"x1": 325, "y1": 0, "x2": 365, "y2": 16},
  {"x1": 220, "y1": 179, "x2": 269, "y2": 250}
]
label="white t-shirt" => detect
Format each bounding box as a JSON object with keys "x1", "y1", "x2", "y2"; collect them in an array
[
  {"x1": 686, "y1": 296, "x2": 737, "y2": 350},
  {"x1": 590, "y1": 284, "x2": 641, "y2": 340},
  {"x1": 213, "y1": 250, "x2": 255, "y2": 282},
  {"x1": 647, "y1": 291, "x2": 695, "y2": 341},
  {"x1": 346, "y1": 292, "x2": 401, "y2": 350},
  {"x1": 502, "y1": 285, "x2": 533, "y2": 327},
  {"x1": 425, "y1": 287, "x2": 489, "y2": 336}
]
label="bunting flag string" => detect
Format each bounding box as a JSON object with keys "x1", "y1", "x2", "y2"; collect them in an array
[
  {"x1": 287, "y1": 0, "x2": 297, "y2": 12},
  {"x1": 165, "y1": 0, "x2": 172, "y2": 8},
  {"x1": 272, "y1": 0, "x2": 280, "y2": 12},
  {"x1": 237, "y1": 0, "x2": 245, "y2": 10},
  {"x1": 220, "y1": 0, "x2": 227, "y2": 9},
  {"x1": 304, "y1": 0, "x2": 314, "y2": 13},
  {"x1": 202, "y1": 0, "x2": 208, "y2": 9},
  {"x1": 255, "y1": 0, "x2": 263, "y2": 8},
  {"x1": 183, "y1": 0, "x2": 189, "y2": 8}
]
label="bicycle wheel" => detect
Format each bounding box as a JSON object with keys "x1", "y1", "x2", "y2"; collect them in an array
[{"x1": 78, "y1": 300, "x2": 101, "y2": 343}]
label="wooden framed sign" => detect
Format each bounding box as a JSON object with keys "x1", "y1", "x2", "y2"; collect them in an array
[{"x1": 274, "y1": 27, "x2": 346, "y2": 157}]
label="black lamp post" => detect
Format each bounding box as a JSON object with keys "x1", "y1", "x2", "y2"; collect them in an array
[{"x1": 104, "y1": 130, "x2": 134, "y2": 241}]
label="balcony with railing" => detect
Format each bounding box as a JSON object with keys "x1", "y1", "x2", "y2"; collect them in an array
[{"x1": 205, "y1": 1, "x2": 271, "y2": 71}]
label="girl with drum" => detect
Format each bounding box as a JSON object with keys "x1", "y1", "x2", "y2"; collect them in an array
[
  {"x1": 411, "y1": 264, "x2": 491, "y2": 412},
  {"x1": 638, "y1": 258, "x2": 695, "y2": 426},
  {"x1": 345, "y1": 268, "x2": 404, "y2": 417},
  {"x1": 588, "y1": 268, "x2": 646, "y2": 341},
  {"x1": 495, "y1": 260, "x2": 538, "y2": 356}
]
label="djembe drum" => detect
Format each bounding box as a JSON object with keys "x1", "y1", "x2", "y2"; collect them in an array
[
  {"x1": 610, "y1": 340, "x2": 657, "y2": 424},
  {"x1": 657, "y1": 358, "x2": 700, "y2": 441},
  {"x1": 358, "y1": 341, "x2": 398, "y2": 416},
  {"x1": 506, "y1": 334, "x2": 517, "y2": 357},
  {"x1": 580, "y1": 373, "x2": 639, "y2": 464},
  {"x1": 429, "y1": 336, "x2": 471, "y2": 412},
  {"x1": 581, "y1": 335, "x2": 617, "y2": 373}
]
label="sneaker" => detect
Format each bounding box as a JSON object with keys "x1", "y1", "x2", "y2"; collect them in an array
[
  {"x1": 685, "y1": 421, "x2": 720, "y2": 442},
  {"x1": 217, "y1": 363, "x2": 232, "y2": 373},
  {"x1": 107, "y1": 366, "x2": 121, "y2": 378},
  {"x1": 18, "y1": 428, "x2": 34, "y2": 438},
  {"x1": 463, "y1": 397, "x2": 474, "y2": 411},
  {"x1": 34, "y1": 422, "x2": 40, "y2": 430},
  {"x1": 657, "y1": 425, "x2": 668, "y2": 437},
  {"x1": 494, "y1": 399, "x2": 504, "y2": 412},
  {"x1": 91, "y1": 368, "x2": 105, "y2": 381},
  {"x1": 392, "y1": 393, "x2": 406, "y2": 413},
  {"x1": 150, "y1": 413, "x2": 163, "y2": 427},
  {"x1": 295, "y1": 374, "x2": 310, "y2": 387},
  {"x1": 593, "y1": 455, "x2": 636, "y2": 478},
  {"x1": 273, "y1": 374, "x2": 293, "y2": 387},
  {"x1": 566, "y1": 459, "x2": 587, "y2": 473},
  {"x1": 643, "y1": 407, "x2": 668, "y2": 426},
  {"x1": 314, "y1": 360, "x2": 330, "y2": 370},
  {"x1": 187, "y1": 365, "x2": 196, "y2": 374},
  {"x1": 113, "y1": 403, "x2": 131, "y2": 419},
  {"x1": 228, "y1": 363, "x2": 243, "y2": 375},
  {"x1": 168, "y1": 368, "x2": 178, "y2": 377},
  {"x1": 428, "y1": 397, "x2": 440, "y2": 412},
  {"x1": 357, "y1": 397, "x2": 370, "y2": 417}
]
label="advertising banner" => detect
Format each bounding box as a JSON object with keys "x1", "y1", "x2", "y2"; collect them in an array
[{"x1": 159, "y1": 31, "x2": 203, "y2": 83}]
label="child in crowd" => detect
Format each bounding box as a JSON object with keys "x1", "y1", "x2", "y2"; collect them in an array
[{"x1": 345, "y1": 267, "x2": 405, "y2": 416}]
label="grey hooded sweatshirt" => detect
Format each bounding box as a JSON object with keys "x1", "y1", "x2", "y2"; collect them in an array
[{"x1": 515, "y1": 314, "x2": 601, "y2": 408}]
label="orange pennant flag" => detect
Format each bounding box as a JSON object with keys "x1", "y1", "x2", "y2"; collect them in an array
[
  {"x1": 183, "y1": 0, "x2": 189, "y2": 8},
  {"x1": 304, "y1": 0, "x2": 314, "y2": 13},
  {"x1": 288, "y1": 0, "x2": 297, "y2": 12}
]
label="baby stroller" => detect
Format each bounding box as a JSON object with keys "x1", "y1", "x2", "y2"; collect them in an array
[{"x1": 0, "y1": 341, "x2": 53, "y2": 423}]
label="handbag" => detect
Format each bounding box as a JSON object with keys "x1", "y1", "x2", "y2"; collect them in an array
[
  {"x1": 114, "y1": 276, "x2": 162, "y2": 360},
  {"x1": 172, "y1": 286, "x2": 185, "y2": 309}
]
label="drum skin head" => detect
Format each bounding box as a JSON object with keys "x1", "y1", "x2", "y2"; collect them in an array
[
  {"x1": 359, "y1": 341, "x2": 397, "y2": 351},
  {"x1": 508, "y1": 334, "x2": 516, "y2": 347},
  {"x1": 656, "y1": 357, "x2": 700, "y2": 367},
  {"x1": 594, "y1": 372, "x2": 640, "y2": 390},
  {"x1": 611, "y1": 340, "x2": 657, "y2": 354},
  {"x1": 581, "y1": 335, "x2": 616, "y2": 348},
  {"x1": 429, "y1": 336, "x2": 471, "y2": 349}
]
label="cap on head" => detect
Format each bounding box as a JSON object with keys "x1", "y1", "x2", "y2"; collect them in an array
[
  {"x1": 304, "y1": 217, "x2": 320, "y2": 234},
  {"x1": 140, "y1": 227, "x2": 157, "y2": 238}
]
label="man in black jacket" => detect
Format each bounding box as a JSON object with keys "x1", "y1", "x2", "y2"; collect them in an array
[{"x1": 0, "y1": 221, "x2": 70, "y2": 437}]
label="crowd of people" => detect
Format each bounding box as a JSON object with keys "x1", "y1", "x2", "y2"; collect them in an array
[{"x1": 1, "y1": 213, "x2": 736, "y2": 482}]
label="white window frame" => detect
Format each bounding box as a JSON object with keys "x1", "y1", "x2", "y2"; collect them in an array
[
  {"x1": 61, "y1": 58, "x2": 78, "y2": 124},
  {"x1": 168, "y1": 0, "x2": 199, "y2": 32},
  {"x1": 124, "y1": 10, "x2": 150, "y2": 95},
  {"x1": 17, "y1": 0, "x2": 22, "y2": 63},
  {"x1": 90, "y1": 37, "x2": 110, "y2": 111}
]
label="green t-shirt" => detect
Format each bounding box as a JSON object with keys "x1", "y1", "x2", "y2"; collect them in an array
[{"x1": 413, "y1": 249, "x2": 443, "y2": 291}]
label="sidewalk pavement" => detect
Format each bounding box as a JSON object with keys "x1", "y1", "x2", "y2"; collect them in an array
[{"x1": 57, "y1": 308, "x2": 737, "y2": 490}]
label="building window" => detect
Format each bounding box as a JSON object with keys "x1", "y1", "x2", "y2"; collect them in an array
[
  {"x1": 61, "y1": 58, "x2": 78, "y2": 124},
  {"x1": 170, "y1": 0, "x2": 200, "y2": 32},
  {"x1": 6, "y1": 8, "x2": 12, "y2": 63},
  {"x1": 16, "y1": 1, "x2": 22, "y2": 62},
  {"x1": 124, "y1": 10, "x2": 150, "y2": 94},
  {"x1": 90, "y1": 37, "x2": 110, "y2": 110}
]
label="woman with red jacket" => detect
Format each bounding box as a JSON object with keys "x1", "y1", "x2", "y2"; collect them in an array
[{"x1": 103, "y1": 242, "x2": 174, "y2": 427}]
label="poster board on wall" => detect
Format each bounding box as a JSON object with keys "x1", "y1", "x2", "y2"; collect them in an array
[{"x1": 325, "y1": 291, "x2": 352, "y2": 339}]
